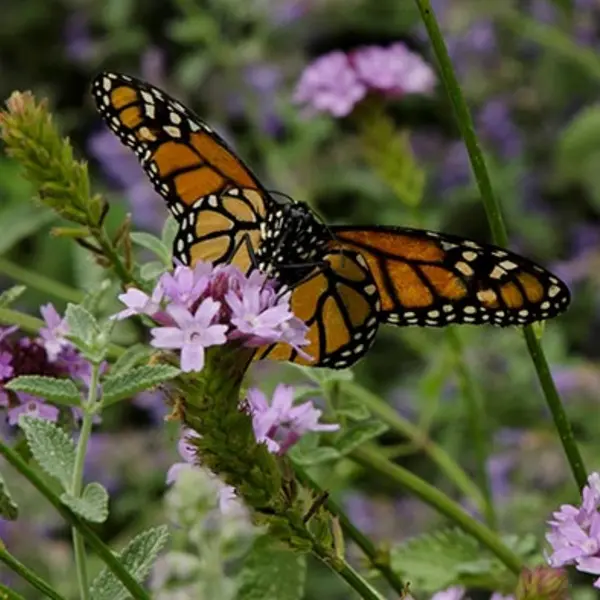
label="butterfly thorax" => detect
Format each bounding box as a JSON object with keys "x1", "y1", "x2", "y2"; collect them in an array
[{"x1": 256, "y1": 201, "x2": 328, "y2": 287}]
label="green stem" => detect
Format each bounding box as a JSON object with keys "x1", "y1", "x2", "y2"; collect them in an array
[
  {"x1": 69, "y1": 362, "x2": 101, "y2": 600},
  {"x1": 0, "y1": 257, "x2": 83, "y2": 304},
  {"x1": 294, "y1": 465, "x2": 405, "y2": 596},
  {"x1": 0, "y1": 582, "x2": 27, "y2": 600},
  {"x1": 343, "y1": 381, "x2": 486, "y2": 513},
  {"x1": 334, "y1": 559, "x2": 387, "y2": 600},
  {"x1": 0, "y1": 439, "x2": 151, "y2": 600},
  {"x1": 413, "y1": 0, "x2": 587, "y2": 490},
  {"x1": 0, "y1": 544, "x2": 66, "y2": 600},
  {"x1": 447, "y1": 330, "x2": 497, "y2": 529},
  {"x1": 351, "y1": 445, "x2": 523, "y2": 574},
  {"x1": 91, "y1": 225, "x2": 136, "y2": 287}
]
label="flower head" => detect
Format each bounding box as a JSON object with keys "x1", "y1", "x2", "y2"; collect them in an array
[
  {"x1": 151, "y1": 300, "x2": 228, "y2": 372},
  {"x1": 293, "y1": 51, "x2": 367, "y2": 117},
  {"x1": 546, "y1": 471, "x2": 600, "y2": 588},
  {"x1": 247, "y1": 384, "x2": 339, "y2": 454},
  {"x1": 39, "y1": 303, "x2": 71, "y2": 361},
  {"x1": 112, "y1": 286, "x2": 164, "y2": 321},
  {"x1": 351, "y1": 43, "x2": 436, "y2": 96}
]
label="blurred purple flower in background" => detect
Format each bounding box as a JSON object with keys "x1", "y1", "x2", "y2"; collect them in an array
[
  {"x1": 293, "y1": 44, "x2": 436, "y2": 118},
  {"x1": 430, "y1": 586, "x2": 465, "y2": 600},
  {"x1": 477, "y1": 99, "x2": 523, "y2": 159},
  {"x1": 87, "y1": 130, "x2": 166, "y2": 232},
  {"x1": 244, "y1": 63, "x2": 284, "y2": 135},
  {"x1": 63, "y1": 12, "x2": 94, "y2": 63}
]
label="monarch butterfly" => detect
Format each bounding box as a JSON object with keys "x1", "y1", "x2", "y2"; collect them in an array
[{"x1": 91, "y1": 72, "x2": 571, "y2": 369}]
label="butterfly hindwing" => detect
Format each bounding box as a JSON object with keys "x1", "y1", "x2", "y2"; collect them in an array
[
  {"x1": 256, "y1": 248, "x2": 380, "y2": 368},
  {"x1": 333, "y1": 226, "x2": 570, "y2": 327}
]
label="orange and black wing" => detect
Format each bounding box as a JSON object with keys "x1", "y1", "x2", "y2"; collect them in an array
[
  {"x1": 332, "y1": 226, "x2": 570, "y2": 327},
  {"x1": 256, "y1": 248, "x2": 380, "y2": 368},
  {"x1": 91, "y1": 71, "x2": 271, "y2": 273}
]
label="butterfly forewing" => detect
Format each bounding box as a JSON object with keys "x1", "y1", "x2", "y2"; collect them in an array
[
  {"x1": 91, "y1": 72, "x2": 271, "y2": 268},
  {"x1": 333, "y1": 227, "x2": 570, "y2": 327}
]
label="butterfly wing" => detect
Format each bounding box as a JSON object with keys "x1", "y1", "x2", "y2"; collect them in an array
[
  {"x1": 91, "y1": 71, "x2": 271, "y2": 273},
  {"x1": 332, "y1": 226, "x2": 570, "y2": 327},
  {"x1": 256, "y1": 248, "x2": 380, "y2": 368}
]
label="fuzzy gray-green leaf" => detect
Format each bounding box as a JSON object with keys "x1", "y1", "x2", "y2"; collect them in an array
[
  {"x1": 235, "y1": 536, "x2": 307, "y2": 600},
  {"x1": 131, "y1": 231, "x2": 171, "y2": 265},
  {"x1": 90, "y1": 525, "x2": 169, "y2": 600},
  {"x1": 110, "y1": 344, "x2": 154, "y2": 376},
  {"x1": 19, "y1": 415, "x2": 76, "y2": 490},
  {"x1": 6, "y1": 376, "x2": 81, "y2": 407},
  {"x1": 65, "y1": 303, "x2": 99, "y2": 345},
  {"x1": 0, "y1": 472, "x2": 19, "y2": 520},
  {"x1": 0, "y1": 285, "x2": 27, "y2": 309},
  {"x1": 61, "y1": 483, "x2": 109, "y2": 523},
  {"x1": 102, "y1": 365, "x2": 180, "y2": 406}
]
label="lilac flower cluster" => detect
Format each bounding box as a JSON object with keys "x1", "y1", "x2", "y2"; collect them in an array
[
  {"x1": 113, "y1": 262, "x2": 309, "y2": 372},
  {"x1": 431, "y1": 587, "x2": 513, "y2": 600},
  {"x1": 546, "y1": 471, "x2": 600, "y2": 587},
  {"x1": 0, "y1": 304, "x2": 91, "y2": 424},
  {"x1": 167, "y1": 384, "x2": 339, "y2": 510},
  {"x1": 293, "y1": 43, "x2": 436, "y2": 117}
]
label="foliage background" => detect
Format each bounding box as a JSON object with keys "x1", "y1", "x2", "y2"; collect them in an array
[{"x1": 1, "y1": 0, "x2": 600, "y2": 597}]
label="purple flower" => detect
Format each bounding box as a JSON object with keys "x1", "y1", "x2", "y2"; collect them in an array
[
  {"x1": 293, "y1": 51, "x2": 367, "y2": 117},
  {"x1": 351, "y1": 43, "x2": 436, "y2": 96},
  {"x1": 8, "y1": 395, "x2": 59, "y2": 424},
  {"x1": 247, "y1": 384, "x2": 339, "y2": 454},
  {"x1": 546, "y1": 472, "x2": 600, "y2": 587},
  {"x1": 63, "y1": 13, "x2": 94, "y2": 63},
  {"x1": 430, "y1": 587, "x2": 465, "y2": 600},
  {"x1": 159, "y1": 263, "x2": 211, "y2": 308},
  {"x1": 477, "y1": 99, "x2": 522, "y2": 159},
  {"x1": 150, "y1": 300, "x2": 228, "y2": 372},
  {"x1": 112, "y1": 287, "x2": 164, "y2": 321},
  {"x1": 39, "y1": 303, "x2": 70, "y2": 361},
  {"x1": 0, "y1": 352, "x2": 14, "y2": 380}
]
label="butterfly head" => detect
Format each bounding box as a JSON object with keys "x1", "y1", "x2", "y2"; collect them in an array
[{"x1": 256, "y1": 201, "x2": 328, "y2": 286}]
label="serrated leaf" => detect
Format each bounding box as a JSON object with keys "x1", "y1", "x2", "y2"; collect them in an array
[
  {"x1": 161, "y1": 216, "x2": 178, "y2": 250},
  {"x1": 0, "y1": 203, "x2": 55, "y2": 253},
  {"x1": 0, "y1": 285, "x2": 27, "y2": 309},
  {"x1": 334, "y1": 420, "x2": 389, "y2": 456},
  {"x1": 6, "y1": 376, "x2": 81, "y2": 407},
  {"x1": 390, "y1": 528, "x2": 509, "y2": 593},
  {"x1": 61, "y1": 483, "x2": 109, "y2": 523},
  {"x1": 81, "y1": 279, "x2": 113, "y2": 315},
  {"x1": 296, "y1": 365, "x2": 354, "y2": 386},
  {"x1": 110, "y1": 344, "x2": 154, "y2": 376},
  {"x1": 90, "y1": 525, "x2": 169, "y2": 600},
  {"x1": 102, "y1": 365, "x2": 180, "y2": 406},
  {"x1": 140, "y1": 261, "x2": 168, "y2": 281},
  {"x1": 0, "y1": 472, "x2": 19, "y2": 520},
  {"x1": 131, "y1": 232, "x2": 171, "y2": 265},
  {"x1": 65, "y1": 304, "x2": 100, "y2": 344},
  {"x1": 19, "y1": 415, "x2": 76, "y2": 490},
  {"x1": 289, "y1": 446, "x2": 341, "y2": 467},
  {"x1": 236, "y1": 536, "x2": 306, "y2": 600},
  {"x1": 336, "y1": 397, "x2": 371, "y2": 420}
]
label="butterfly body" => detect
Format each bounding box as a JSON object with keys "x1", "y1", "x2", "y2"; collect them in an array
[{"x1": 92, "y1": 72, "x2": 571, "y2": 369}]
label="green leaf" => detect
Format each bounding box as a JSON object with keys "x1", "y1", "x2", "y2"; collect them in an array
[
  {"x1": 65, "y1": 304, "x2": 100, "y2": 345},
  {"x1": 102, "y1": 365, "x2": 180, "y2": 406},
  {"x1": 110, "y1": 344, "x2": 154, "y2": 376},
  {"x1": 390, "y1": 528, "x2": 511, "y2": 593},
  {"x1": 5, "y1": 376, "x2": 81, "y2": 407},
  {"x1": 161, "y1": 216, "x2": 178, "y2": 251},
  {"x1": 0, "y1": 285, "x2": 26, "y2": 309},
  {"x1": 0, "y1": 203, "x2": 55, "y2": 253},
  {"x1": 140, "y1": 261, "x2": 168, "y2": 281},
  {"x1": 131, "y1": 232, "x2": 171, "y2": 265},
  {"x1": 19, "y1": 415, "x2": 76, "y2": 491},
  {"x1": 557, "y1": 104, "x2": 600, "y2": 180},
  {"x1": 289, "y1": 446, "x2": 341, "y2": 467},
  {"x1": 61, "y1": 483, "x2": 109, "y2": 523},
  {"x1": 0, "y1": 472, "x2": 19, "y2": 520},
  {"x1": 81, "y1": 279, "x2": 113, "y2": 315},
  {"x1": 236, "y1": 536, "x2": 307, "y2": 600},
  {"x1": 90, "y1": 525, "x2": 169, "y2": 600},
  {"x1": 335, "y1": 397, "x2": 371, "y2": 421},
  {"x1": 333, "y1": 420, "x2": 389, "y2": 456},
  {"x1": 296, "y1": 365, "x2": 354, "y2": 387}
]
